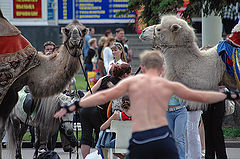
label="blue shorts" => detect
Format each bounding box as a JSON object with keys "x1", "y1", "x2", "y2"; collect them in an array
[{"x1": 127, "y1": 126, "x2": 179, "y2": 159}]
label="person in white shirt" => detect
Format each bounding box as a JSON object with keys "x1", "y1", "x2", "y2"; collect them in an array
[
  {"x1": 107, "y1": 42, "x2": 127, "y2": 75},
  {"x1": 103, "y1": 37, "x2": 116, "y2": 72}
]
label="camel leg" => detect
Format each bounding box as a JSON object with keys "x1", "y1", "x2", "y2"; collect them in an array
[
  {"x1": 6, "y1": 113, "x2": 28, "y2": 159},
  {"x1": 0, "y1": 86, "x2": 19, "y2": 144},
  {"x1": 15, "y1": 121, "x2": 28, "y2": 159},
  {"x1": 0, "y1": 87, "x2": 18, "y2": 124}
]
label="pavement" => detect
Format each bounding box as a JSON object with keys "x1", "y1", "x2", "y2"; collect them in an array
[
  {"x1": 2, "y1": 147, "x2": 240, "y2": 159},
  {"x1": 2, "y1": 147, "x2": 95, "y2": 159}
]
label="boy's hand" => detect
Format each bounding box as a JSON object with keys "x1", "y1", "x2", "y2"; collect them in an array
[
  {"x1": 223, "y1": 90, "x2": 240, "y2": 100},
  {"x1": 54, "y1": 108, "x2": 67, "y2": 118}
]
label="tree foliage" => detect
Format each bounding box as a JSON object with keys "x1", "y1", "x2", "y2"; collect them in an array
[{"x1": 124, "y1": 0, "x2": 238, "y2": 25}]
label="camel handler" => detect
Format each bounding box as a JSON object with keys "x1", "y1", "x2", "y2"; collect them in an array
[{"x1": 54, "y1": 50, "x2": 240, "y2": 159}]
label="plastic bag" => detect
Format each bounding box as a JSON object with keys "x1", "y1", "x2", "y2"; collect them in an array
[
  {"x1": 85, "y1": 150, "x2": 103, "y2": 159},
  {"x1": 225, "y1": 100, "x2": 235, "y2": 116},
  {"x1": 37, "y1": 150, "x2": 60, "y2": 159}
]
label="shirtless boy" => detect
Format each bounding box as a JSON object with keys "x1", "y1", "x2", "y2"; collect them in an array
[{"x1": 55, "y1": 50, "x2": 239, "y2": 159}]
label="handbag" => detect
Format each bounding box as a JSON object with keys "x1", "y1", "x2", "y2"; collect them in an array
[
  {"x1": 225, "y1": 100, "x2": 235, "y2": 116},
  {"x1": 100, "y1": 130, "x2": 114, "y2": 148}
]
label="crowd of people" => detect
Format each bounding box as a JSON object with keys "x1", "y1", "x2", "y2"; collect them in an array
[
  {"x1": 5, "y1": 21, "x2": 240, "y2": 159},
  {"x1": 50, "y1": 24, "x2": 238, "y2": 159},
  {"x1": 55, "y1": 50, "x2": 240, "y2": 159}
]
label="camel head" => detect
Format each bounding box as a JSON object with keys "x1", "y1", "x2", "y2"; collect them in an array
[
  {"x1": 61, "y1": 20, "x2": 88, "y2": 57},
  {"x1": 139, "y1": 15, "x2": 196, "y2": 50},
  {"x1": 139, "y1": 25, "x2": 155, "y2": 40}
]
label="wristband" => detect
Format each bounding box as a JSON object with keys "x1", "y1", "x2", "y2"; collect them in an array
[
  {"x1": 223, "y1": 90, "x2": 240, "y2": 100},
  {"x1": 62, "y1": 99, "x2": 81, "y2": 113},
  {"x1": 74, "y1": 100, "x2": 81, "y2": 109},
  {"x1": 63, "y1": 105, "x2": 72, "y2": 113}
]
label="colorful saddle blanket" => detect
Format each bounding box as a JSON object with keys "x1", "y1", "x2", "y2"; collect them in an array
[
  {"x1": 217, "y1": 41, "x2": 240, "y2": 88},
  {"x1": 0, "y1": 34, "x2": 40, "y2": 104}
]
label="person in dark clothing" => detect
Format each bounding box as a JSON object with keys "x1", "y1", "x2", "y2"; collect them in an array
[
  {"x1": 85, "y1": 38, "x2": 98, "y2": 91},
  {"x1": 85, "y1": 38, "x2": 98, "y2": 72},
  {"x1": 115, "y1": 28, "x2": 125, "y2": 48},
  {"x1": 222, "y1": 3, "x2": 239, "y2": 35},
  {"x1": 79, "y1": 63, "x2": 131, "y2": 159},
  {"x1": 202, "y1": 101, "x2": 227, "y2": 159}
]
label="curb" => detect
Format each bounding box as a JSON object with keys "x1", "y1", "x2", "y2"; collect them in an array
[{"x1": 225, "y1": 140, "x2": 240, "y2": 148}]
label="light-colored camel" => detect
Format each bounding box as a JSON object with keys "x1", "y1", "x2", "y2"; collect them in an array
[
  {"x1": 0, "y1": 9, "x2": 87, "y2": 155},
  {"x1": 139, "y1": 15, "x2": 237, "y2": 110}
]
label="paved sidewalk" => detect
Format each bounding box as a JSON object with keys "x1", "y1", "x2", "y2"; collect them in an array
[
  {"x1": 2, "y1": 148, "x2": 96, "y2": 159},
  {"x1": 2, "y1": 147, "x2": 240, "y2": 159}
]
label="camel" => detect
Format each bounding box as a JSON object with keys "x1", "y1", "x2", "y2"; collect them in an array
[
  {"x1": 139, "y1": 15, "x2": 237, "y2": 110},
  {"x1": 0, "y1": 8, "x2": 87, "y2": 151}
]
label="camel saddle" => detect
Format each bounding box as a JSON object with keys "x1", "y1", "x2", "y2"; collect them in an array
[
  {"x1": 217, "y1": 40, "x2": 240, "y2": 90},
  {"x1": 0, "y1": 14, "x2": 40, "y2": 104}
]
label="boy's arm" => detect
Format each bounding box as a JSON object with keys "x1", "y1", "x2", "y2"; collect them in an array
[
  {"x1": 171, "y1": 81, "x2": 227, "y2": 103},
  {"x1": 80, "y1": 78, "x2": 130, "y2": 107},
  {"x1": 54, "y1": 78, "x2": 130, "y2": 118},
  {"x1": 100, "y1": 112, "x2": 120, "y2": 131}
]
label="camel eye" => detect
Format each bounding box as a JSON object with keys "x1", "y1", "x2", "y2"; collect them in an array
[{"x1": 157, "y1": 28, "x2": 161, "y2": 32}]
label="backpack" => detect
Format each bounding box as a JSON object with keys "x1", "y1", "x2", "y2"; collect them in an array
[
  {"x1": 37, "y1": 150, "x2": 60, "y2": 159},
  {"x1": 23, "y1": 93, "x2": 34, "y2": 116}
]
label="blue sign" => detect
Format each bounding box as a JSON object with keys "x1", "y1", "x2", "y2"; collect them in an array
[
  {"x1": 48, "y1": 0, "x2": 54, "y2": 20},
  {"x1": 75, "y1": 0, "x2": 135, "y2": 20},
  {"x1": 58, "y1": 0, "x2": 73, "y2": 20},
  {"x1": 57, "y1": 0, "x2": 134, "y2": 21}
]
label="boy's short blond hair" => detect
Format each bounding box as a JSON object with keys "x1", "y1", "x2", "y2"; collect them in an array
[
  {"x1": 140, "y1": 50, "x2": 164, "y2": 71},
  {"x1": 88, "y1": 38, "x2": 97, "y2": 46}
]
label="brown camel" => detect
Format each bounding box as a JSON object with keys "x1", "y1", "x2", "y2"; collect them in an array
[{"x1": 0, "y1": 9, "x2": 87, "y2": 153}]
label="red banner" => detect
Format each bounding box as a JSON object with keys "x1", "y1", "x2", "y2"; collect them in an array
[{"x1": 13, "y1": 0, "x2": 42, "y2": 18}]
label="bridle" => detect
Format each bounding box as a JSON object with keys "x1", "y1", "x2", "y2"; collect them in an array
[
  {"x1": 152, "y1": 25, "x2": 162, "y2": 50},
  {"x1": 63, "y1": 28, "x2": 84, "y2": 57}
]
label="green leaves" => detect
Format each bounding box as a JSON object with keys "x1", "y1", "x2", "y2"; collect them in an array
[{"x1": 125, "y1": 0, "x2": 238, "y2": 25}]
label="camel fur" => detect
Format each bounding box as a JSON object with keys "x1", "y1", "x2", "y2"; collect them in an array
[{"x1": 139, "y1": 15, "x2": 237, "y2": 110}]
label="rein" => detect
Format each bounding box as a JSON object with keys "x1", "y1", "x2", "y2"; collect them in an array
[{"x1": 152, "y1": 25, "x2": 189, "y2": 53}]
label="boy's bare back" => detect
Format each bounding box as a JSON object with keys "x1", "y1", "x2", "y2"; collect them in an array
[{"x1": 127, "y1": 73, "x2": 173, "y2": 132}]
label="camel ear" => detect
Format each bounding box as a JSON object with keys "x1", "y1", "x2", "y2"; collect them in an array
[
  {"x1": 0, "y1": 9, "x2": 3, "y2": 18},
  {"x1": 82, "y1": 28, "x2": 89, "y2": 36},
  {"x1": 170, "y1": 24, "x2": 181, "y2": 32},
  {"x1": 61, "y1": 27, "x2": 69, "y2": 36}
]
